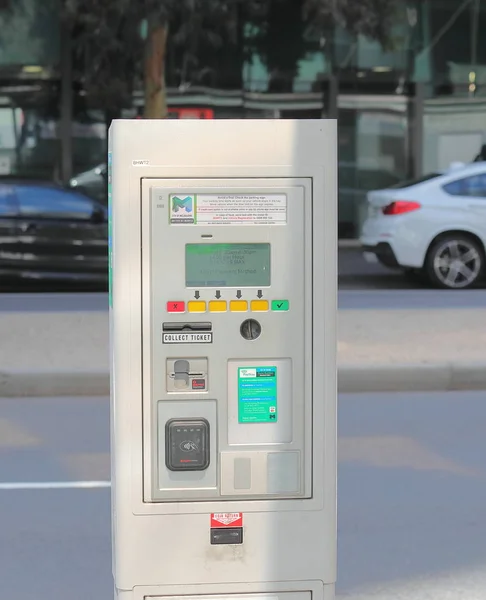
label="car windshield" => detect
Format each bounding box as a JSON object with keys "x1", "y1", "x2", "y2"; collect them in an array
[{"x1": 388, "y1": 172, "x2": 442, "y2": 189}]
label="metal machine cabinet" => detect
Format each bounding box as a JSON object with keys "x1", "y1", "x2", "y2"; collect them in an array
[{"x1": 109, "y1": 119, "x2": 337, "y2": 600}]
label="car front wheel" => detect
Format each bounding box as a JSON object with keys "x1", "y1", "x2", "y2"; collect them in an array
[{"x1": 425, "y1": 235, "x2": 484, "y2": 289}]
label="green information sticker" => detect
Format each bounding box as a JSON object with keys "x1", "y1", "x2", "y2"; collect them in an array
[
  {"x1": 238, "y1": 366, "x2": 277, "y2": 423},
  {"x1": 107, "y1": 152, "x2": 113, "y2": 308}
]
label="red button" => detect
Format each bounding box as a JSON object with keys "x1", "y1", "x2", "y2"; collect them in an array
[{"x1": 167, "y1": 301, "x2": 185, "y2": 313}]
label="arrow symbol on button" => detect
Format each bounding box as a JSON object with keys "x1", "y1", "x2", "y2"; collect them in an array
[
  {"x1": 215, "y1": 290, "x2": 221, "y2": 299},
  {"x1": 194, "y1": 290, "x2": 200, "y2": 299},
  {"x1": 257, "y1": 290, "x2": 263, "y2": 298},
  {"x1": 236, "y1": 290, "x2": 242, "y2": 299}
]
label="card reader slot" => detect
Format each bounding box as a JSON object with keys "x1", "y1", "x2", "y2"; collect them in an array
[
  {"x1": 169, "y1": 371, "x2": 205, "y2": 376},
  {"x1": 163, "y1": 322, "x2": 212, "y2": 332}
]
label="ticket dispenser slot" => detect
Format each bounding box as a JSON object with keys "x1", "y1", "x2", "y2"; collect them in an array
[{"x1": 163, "y1": 322, "x2": 212, "y2": 332}]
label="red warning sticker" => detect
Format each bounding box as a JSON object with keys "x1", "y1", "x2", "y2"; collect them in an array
[{"x1": 210, "y1": 512, "x2": 243, "y2": 528}]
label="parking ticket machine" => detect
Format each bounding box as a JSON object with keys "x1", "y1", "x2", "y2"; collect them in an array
[{"x1": 109, "y1": 119, "x2": 337, "y2": 600}]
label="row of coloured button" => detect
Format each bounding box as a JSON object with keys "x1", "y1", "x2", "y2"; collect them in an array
[{"x1": 166, "y1": 300, "x2": 289, "y2": 313}]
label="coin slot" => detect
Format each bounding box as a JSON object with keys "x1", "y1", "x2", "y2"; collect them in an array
[{"x1": 240, "y1": 319, "x2": 262, "y2": 341}]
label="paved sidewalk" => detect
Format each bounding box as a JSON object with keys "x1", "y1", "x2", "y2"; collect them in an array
[
  {"x1": 339, "y1": 307, "x2": 486, "y2": 393},
  {"x1": 0, "y1": 308, "x2": 485, "y2": 395},
  {"x1": 339, "y1": 308, "x2": 486, "y2": 365},
  {"x1": 0, "y1": 312, "x2": 108, "y2": 371}
]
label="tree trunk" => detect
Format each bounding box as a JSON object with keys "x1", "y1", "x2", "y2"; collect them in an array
[
  {"x1": 143, "y1": 21, "x2": 168, "y2": 119},
  {"x1": 59, "y1": 15, "x2": 73, "y2": 183}
]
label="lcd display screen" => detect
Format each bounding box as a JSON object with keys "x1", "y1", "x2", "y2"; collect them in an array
[{"x1": 185, "y1": 243, "x2": 270, "y2": 287}]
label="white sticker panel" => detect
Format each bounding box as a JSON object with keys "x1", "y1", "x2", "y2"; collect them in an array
[{"x1": 169, "y1": 193, "x2": 287, "y2": 225}]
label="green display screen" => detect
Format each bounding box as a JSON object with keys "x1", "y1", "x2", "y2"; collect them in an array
[{"x1": 185, "y1": 243, "x2": 270, "y2": 287}]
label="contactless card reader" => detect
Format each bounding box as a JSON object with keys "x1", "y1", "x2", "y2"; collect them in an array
[{"x1": 165, "y1": 418, "x2": 210, "y2": 471}]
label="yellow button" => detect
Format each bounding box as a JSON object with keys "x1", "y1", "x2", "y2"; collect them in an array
[
  {"x1": 187, "y1": 301, "x2": 206, "y2": 313},
  {"x1": 230, "y1": 300, "x2": 248, "y2": 312},
  {"x1": 209, "y1": 300, "x2": 227, "y2": 312},
  {"x1": 251, "y1": 300, "x2": 269, "y2": 312}
]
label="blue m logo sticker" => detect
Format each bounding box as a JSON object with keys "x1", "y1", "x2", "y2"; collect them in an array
[{"x1": 172, "y1": 196, "x2": 193, "y2": 213}]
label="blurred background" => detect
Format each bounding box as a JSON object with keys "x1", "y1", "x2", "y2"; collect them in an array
[
  {"x1": 1, "y1": 4, "x2": 486, "y2": 600},
  {"x1": 0, "y1": 0, "x2": 484, "y2": 240}
]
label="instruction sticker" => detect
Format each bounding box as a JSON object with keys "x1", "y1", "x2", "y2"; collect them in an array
[
  {"x1": 169, "y1": 194, "x2": 287, "y2": 225},
  {"x1": 211, "y1": 513, "x2": 243, "y2": 528},
  {"x1": 238, "y1": 367, "x2": 277, "y2": 423}
]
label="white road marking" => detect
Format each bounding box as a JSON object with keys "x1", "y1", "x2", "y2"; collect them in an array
[{"x1": 0, "y1": 480, "x2": 111, "y2": 490}]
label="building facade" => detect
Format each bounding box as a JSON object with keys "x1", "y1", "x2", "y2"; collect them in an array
[{"x1": 0, "y1": 0, "x2": 485, "y2": 237}]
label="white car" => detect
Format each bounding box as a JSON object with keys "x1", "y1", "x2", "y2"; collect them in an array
[{"x1": 360, "y1": 162, "x2": 486, "y2": 289}]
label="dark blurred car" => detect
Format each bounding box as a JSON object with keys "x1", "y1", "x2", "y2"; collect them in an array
[
  {"x1": 0, "y1": 180, "x2": 108, "y2": 283},
  {"x1": 69, "y1": 163, "x2": 107, "y2": 204}
]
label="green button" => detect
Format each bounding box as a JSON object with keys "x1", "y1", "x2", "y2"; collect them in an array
[{"x1": 271, "y1": 300, "x2": 289, "y2": 311}]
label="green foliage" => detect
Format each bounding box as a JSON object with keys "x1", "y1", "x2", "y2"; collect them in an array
[
  {"x1": 167, "y1": 0, "x2": 240, "y2": 87},
  {"x1": 66, "y1": 1, "x2": 140, "y2": 108},
  {"x1": 305, "y1": 0, "x2": 403, "y2": 48},
  {"x1": 304, "y1": 0, "x2": 401, "y2": 47},
  {"x1": 0, "y1": 0, "x2": 401, "y2": 106},
  {"x1": 69, "y1": 0, "x2": 243, "y2": 109},
  {"x1": 247, "y1": 0, "x2": 401, "y2": 92},
  {"x1": 252, "y1": 0, "x2": 309, "y2": 92},
  {"x1": 0, "y1": 0, "x2": 247, "y2": 110}
]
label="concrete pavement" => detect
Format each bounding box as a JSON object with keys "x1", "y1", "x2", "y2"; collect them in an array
[
  {"x1": 1, "y1": 391, "x2": 486, "y2": 598},
  {"x1": 4, "y1": 289, "x2": 486, "y2": 311},
  {"x1": 0, "y1": 301, "x2": 485, "y2": 395},
  {"x1": 339, "y1": 306, "x2": 486, "y2": 392},
  {"x1": 3, "y1": 288, "x2": 486, "y2": 312},
  {"x1": 0, "y1": 395, "x2": 110, "y2": 600},
  {"x1": 338, "y1": 390, "x2": 486, "y2": 599},
  {"x1": 340, "y1": 288, "x2": 486, "y2": 310}
]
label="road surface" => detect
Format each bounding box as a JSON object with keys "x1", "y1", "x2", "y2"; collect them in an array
[
  {"x1": 0, "y1": 397, "x2": 110, "y2": 600},
  {"x1": 0, "y1": 249, "x2": 484, "y2": 311},
  {"x1": 338, "y1": 246, "x2": 414, "y2": 290},
  {"x1": 0, "y1": 246, "x2": 484, "y2": 311},
  {"x1": 1, "y1": 287, "x2": 485, "y2": 313},
  {"x1": 0, "y1": 248, "x2": 438, "y2": 300},
  {"x1": 338, "y1": 391, "x2": 486, "y2": 598},
  {"x1": 0, "y1": 248, "x2": 483, "y2": 295},
  {"x1": 0, "y1": 392, "x2": 485, "y2": 599},
  {"x1": 338, "y1": 247, "x2": 486, "y2": 292},
  {"x1": 338, "y1": 288, "x2": 486, "y2": 310}
]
